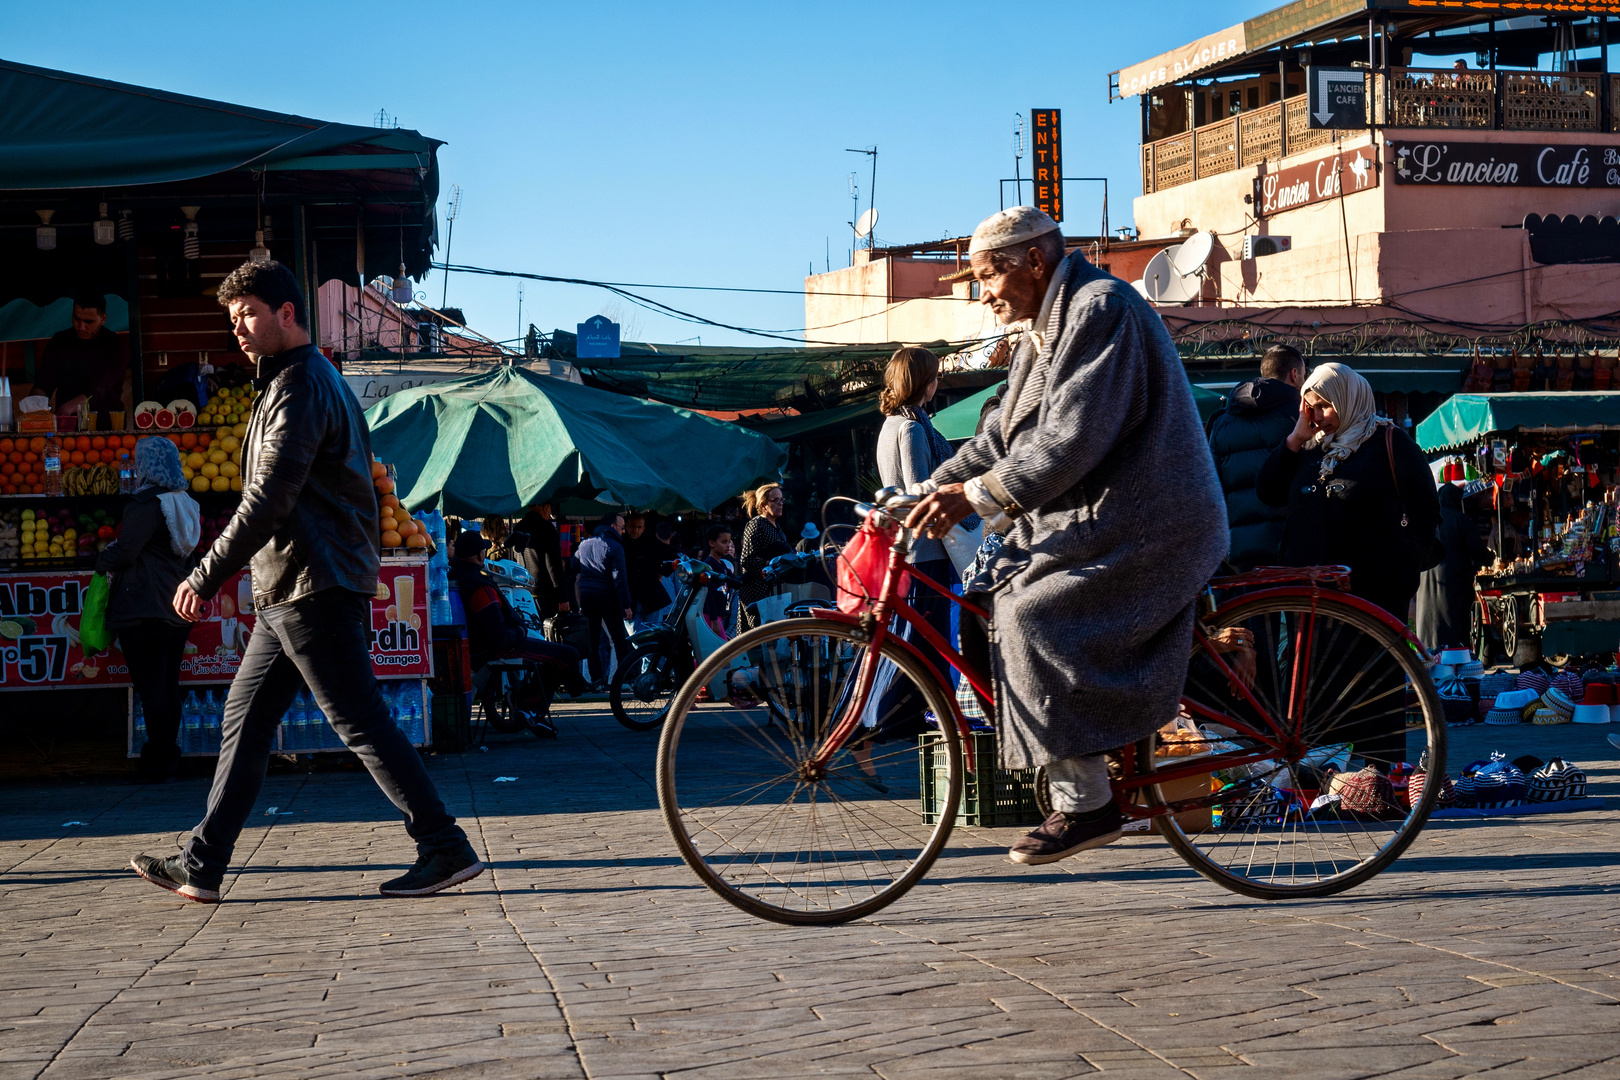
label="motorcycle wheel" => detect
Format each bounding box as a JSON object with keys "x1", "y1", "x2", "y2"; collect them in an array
[{"x1": 610, "y1": 643, "x2": 680, "y2": 732}]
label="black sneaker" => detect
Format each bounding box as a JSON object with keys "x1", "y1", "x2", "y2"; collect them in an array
[
  {"x1": 1007, "y1": 804, "x2": 1124, "y2": 865},
  {"x1": 379, "y1": 845, "x2": 485, "y2": 897},
  {"x1": 130, "y1": 853, "x2": 221, "y2": 903}
]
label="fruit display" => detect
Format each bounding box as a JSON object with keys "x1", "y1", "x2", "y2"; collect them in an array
[
  {"x1": 373, "y1": 459, "x2": 430, "y2": 553},
  {"x1": 62, "y1": 463, "x2": 122, "y2": 496},
  {"x1": 2, "y1": 434, "x2": 139, "y2": 496},
  {"x1": 0, "y1": 510, "x2": 19, "y2": 561},
  {"x1": 180, "y1": 425, "x2": 247, "y2": 494},
  {"x1": 198, "y1": 382, "x2": 257, "y2": 428},
  {"x1": 13, "y1": 505, "x2": 115, "y2": 564}
]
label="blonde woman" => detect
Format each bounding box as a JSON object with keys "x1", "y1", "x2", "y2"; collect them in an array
[{"x1": 737, "y1": 483, "x2": 790, "y2": 630}]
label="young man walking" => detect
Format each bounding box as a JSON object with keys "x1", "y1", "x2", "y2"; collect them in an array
[{"x1": 130, "y1": 261, "x2": 482, "y2": 903}]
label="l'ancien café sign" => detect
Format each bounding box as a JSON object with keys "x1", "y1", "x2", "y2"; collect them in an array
[
  {"x1": 1392, "y1": 140, "x2": 1620, "y2": 188},
  {"x1": 1254, "y1": 145, "x2": 1378, "y2": 217}
]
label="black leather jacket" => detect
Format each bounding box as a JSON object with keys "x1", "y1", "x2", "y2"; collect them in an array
[{"x1": 187, "y1": 343, "x2": 380, "y2": 609}]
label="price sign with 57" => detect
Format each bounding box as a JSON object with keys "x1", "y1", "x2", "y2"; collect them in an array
[{"x1": 1, "y1": 635, "x2": 71, "y2": 684}]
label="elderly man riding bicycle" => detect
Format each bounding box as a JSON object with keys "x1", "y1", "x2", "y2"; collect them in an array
[{"x1": 907, "y1": 206, "x2": 1228, "y2": 865}]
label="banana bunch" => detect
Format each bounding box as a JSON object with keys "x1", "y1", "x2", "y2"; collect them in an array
[
  {"x1": 63, "y1": 464, "x2": 121, "y2": 497},
  {"x1": 51, "y1": 613, "x2": 81, "y2": 650}
]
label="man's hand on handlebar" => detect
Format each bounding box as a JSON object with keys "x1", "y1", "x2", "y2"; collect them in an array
[{"x1": 903, "y1": 483, "x2": 974, "y2": 540}]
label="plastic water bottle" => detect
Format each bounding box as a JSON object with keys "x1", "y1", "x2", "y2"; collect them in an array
[
  {"x1": 181, "y1": 693, "x2": 201, "y2": 755},
  {"x1": 42, "y1": 434, "x2": 62, "y2": 496},
  {"x1": 204, "y1": 690, "x2": 223, "y2": 754},
  {"x1": 118, "y1": 452, "x2": 134, "y2": 494},
  {"x1": 133, "y1": 694, "x2": 146, "y2": 750},
  {"x1": 406, "y1": 684, "x2": 424, "y2": 744}
]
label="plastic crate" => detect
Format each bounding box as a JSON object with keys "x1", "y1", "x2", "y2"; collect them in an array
[
  {"x1": 430, "y1": 688, "x2": 472, "y2": 751},
  {"x1": 919, "y1": 730, "x2": 1044, "y2": 827}
]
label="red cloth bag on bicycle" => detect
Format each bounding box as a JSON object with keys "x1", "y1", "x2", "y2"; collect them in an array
[{"x1": 837, "y1": 516, "x2": 909, "y2": 614}]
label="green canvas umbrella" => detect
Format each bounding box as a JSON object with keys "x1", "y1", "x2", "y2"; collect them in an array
[{"x1": 365, "y1": 365, "x2": 786, "y2": 517}]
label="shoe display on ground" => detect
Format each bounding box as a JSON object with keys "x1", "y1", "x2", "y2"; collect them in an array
[
  {"x1": 129, "y1": 853, "x2": 221, "y2": 903},
  {"x1": 1008, "y1": 804, "x2": 1124, "y2": 865},
  {"x1": 379, "y1": 845, "x2": 485, "y2": 897}
]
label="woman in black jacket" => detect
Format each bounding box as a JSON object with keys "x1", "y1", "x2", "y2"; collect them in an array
[
  {"x1": 1256, "y1": 364, "x2": 1439, "y2": 775},
  {"x1": 97, "y1": 437, "x2": 201, "y2": 780},
  {"x1": 737, "y1": 483, "x2": 791, "y2": 630},
  {"x1": 1256, "y1": 364, "x2": 1440, "y2": 619}
]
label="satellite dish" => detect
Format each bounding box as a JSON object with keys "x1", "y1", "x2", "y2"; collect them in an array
[
  {"x1": 855, "y1": 208, "x2": 880, "y2": 238},
  {"x1": 1143, "y1": 245, "x2": 1198, "y2": 304},
  {"x1": 1172, "y1": 231, "x2": 1215, "y2": 277},
  {"x1": 1131, "y1": 278, "x2": 1151, "y2": 299}
]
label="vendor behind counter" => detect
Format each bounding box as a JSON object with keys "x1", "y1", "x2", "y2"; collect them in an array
[{"x1": 28, "y1": 290, "x2": 128, "y2": 426}]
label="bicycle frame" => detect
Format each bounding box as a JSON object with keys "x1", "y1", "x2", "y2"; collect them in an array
[{"x1": 799, "y1": 506, "x2": 1432, "y2": 824}]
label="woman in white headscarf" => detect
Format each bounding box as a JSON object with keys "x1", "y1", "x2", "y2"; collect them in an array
[
  {"x1": 97, "y1": 437, "x2": 203, "y2": 780},
  {"x1": 1256, "y1": 363, "x2": 1440, "y2": 618}
]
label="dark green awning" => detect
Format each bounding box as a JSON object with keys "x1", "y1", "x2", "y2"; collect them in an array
[
  {"x1": 933, "y1": 375, "x2": 1226, "y2": 440},
  {"x1": 740, "y1": 399, "x2": 882, "y2": 441},
  {"x1": 552, "y1": 329, "x2": 961, "y2": 412},
  {"x1": 0, "y1": 58, "x2": 441, "y2": 192}
]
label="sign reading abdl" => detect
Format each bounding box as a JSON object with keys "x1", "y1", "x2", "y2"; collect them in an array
[{"x1": 1031, "y1": 108, "x2": 1063, "y2": 223}]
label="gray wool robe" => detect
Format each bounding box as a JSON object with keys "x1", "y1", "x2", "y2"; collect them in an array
[{"x1": 932, "y1": 254, "x2": 1228, "y2": 768}]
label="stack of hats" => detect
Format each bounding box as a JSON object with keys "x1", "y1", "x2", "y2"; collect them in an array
[
  {"x1": 1575, "y1": 682, "x2": 1618, "y2": 724},
  {"x1": 1534, "y1": 686, "x2": 1575, "y2": 724},
  {"x1": 1516, "y1": 669, "x2": 1552, "y2": 694},
  {"x1": 1436, "y1": 675, "x2": 1477, "y2": 725},
  {"x1": 1551, "y1": 669, "x2": 1584, "y2": 701},
  {"x1": 1486, "y1": 688, "x2": 1538, "y2": 724},
  {"x1": 1526, "y1": 757, "x2": 1588, "y2": 802},
  {"x1": 1332, "y1": 766, "x2": 1402, "y2": 819},
  {"x1": 1410, "y1": 748, "x2": 1456, "y2": 809},
  {"x1": 1454, "y1": 753, "x2": 1528, "y2": 808}
]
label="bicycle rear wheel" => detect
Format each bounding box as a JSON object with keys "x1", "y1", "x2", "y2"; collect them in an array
[
  {"x1": 609, "y1": 643, "x2": 679, "y2": 731},
  {"x1": 657, "y1": 617, "x2": 961, "y2": 925},
  {"x1": 1150, "y1": 592, "x2": 1445, "y2": 899}
]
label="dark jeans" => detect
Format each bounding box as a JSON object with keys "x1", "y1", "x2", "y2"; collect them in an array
[
  {"x1": 182, "y1": 587, "x2": 466, "y2": 887},
  {"x1": 120, "y1": 620, "x2": 192, "y2": 769},
  {"x1": 579, "y1": 589, "x2": 628, "y2": 683}
]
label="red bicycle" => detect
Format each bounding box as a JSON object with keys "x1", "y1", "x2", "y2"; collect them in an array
[{"x1": 657, "y1": 490, "x2": 1446, "y2": 925}]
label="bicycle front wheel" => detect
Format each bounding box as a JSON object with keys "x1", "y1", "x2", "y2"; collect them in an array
[
  {"x1": 657, "y1": 617, "x2": 961, "y2": 925},
  {"x1": 1151, "y1": 592, "x2": 1445, "y2": 900}
]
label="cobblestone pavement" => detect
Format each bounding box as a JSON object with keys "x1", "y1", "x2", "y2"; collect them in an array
[{"x1": 3, "y1": 704, "x2": 1619, "y2": 1080}]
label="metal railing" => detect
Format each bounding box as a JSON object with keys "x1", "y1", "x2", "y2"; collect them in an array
[{"x1": 1141, "y1": 70, "x2": 1620, "y2": 194}]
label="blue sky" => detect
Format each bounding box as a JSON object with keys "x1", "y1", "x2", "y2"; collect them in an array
[{"x1": 3, "y1": 1, "x2": 1599, "y2": 347}]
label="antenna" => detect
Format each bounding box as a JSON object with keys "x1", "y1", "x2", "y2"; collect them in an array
[
  {"x1": 847, "y1": 172, "x2": 858, "y2": 266},
  {"x1": 1012, "y1": 113, "x2": 1025, "y2": 205},
  {"x1": 845, "y1": 146, "x2": 877, "y2": 250},
  {"x1": 440, "y1": 184, "x2": 462, "y2": 312},
  {"x1": 516, "y1": 281, "x2": 524, "y2": 348}
]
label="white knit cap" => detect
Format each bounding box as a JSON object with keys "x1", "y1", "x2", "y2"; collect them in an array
[{"x1": 967, "y1": 206, "x2": 1061, "y2": 256}]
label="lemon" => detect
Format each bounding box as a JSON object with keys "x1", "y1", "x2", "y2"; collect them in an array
[
  {"x1": 182, "y1": 466, "x2": 194, "y2": 481},
  {"x1": 207, "y1": 449, "x2": 227, "y2": 465},
  {"x1": 232, "y1": 423, "x2": 248, "y2": 438},
  {"x1": 210, "y1": 475, "x2": 231, "y2": 492},
  {"x1": 217, "y1": 425, "x2": 233, "y2": 439},
  {"x1": 230, "y1": 476, "x2": 243, "y2": 492},
  {"x1": 221, "y1": 436, "x2": 240, "y2": 453},
  {"x1": 185, "y1": 451, "x2": 205, "y2": 469},
  {"x1": 198, "y1": 413, "x2": 213, "y2": 426},
  {"x1": 191, "y1": 476, "x2": 210, "y2": 493},
  {"x1": 220, "y1": 461, "x2": 240, "y2": 478},
  {"x1": 201, "y1": 463, "x2": 219, "y2": 479}
]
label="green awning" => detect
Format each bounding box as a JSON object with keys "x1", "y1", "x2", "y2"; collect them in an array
[
  {"x1": 552, "y1": 329, "x2": 961, "y2": 412},
  {"x1": 933, "y1": 376, "x2": 1227, "y2": 440},
  {"x1": 1417, "y1": 392, "x2": 1620, "y2": 452},
  {"x1": 0, "y1": 58, "x2": 441, "y2": 192},
  {"x1": 365, "y1": 365, "x2": 786, "y2": 517},
  {"x1": 1182, "y1": 354, "x2": 1466, "y2": 395},
  {"x1": 741, "y1": 398, "x2": 882, "y2": 441}
]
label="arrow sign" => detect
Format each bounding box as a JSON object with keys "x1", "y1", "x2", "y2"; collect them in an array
[{"x1": 1307, "y1": 67, "x2": 1367, "y2": 130}]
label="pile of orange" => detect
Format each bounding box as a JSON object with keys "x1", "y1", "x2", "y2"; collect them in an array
[
  {"x1": 372, "y1": 459, "x2": 429, "y2": 551},
  {"x1": 0, "y1": 433, "x2": 222, "y2": 496}
]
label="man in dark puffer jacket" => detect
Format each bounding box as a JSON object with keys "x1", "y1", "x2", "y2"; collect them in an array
[{"x1": 1206, "y1": 345, "x2": 1306, "y2": 570}]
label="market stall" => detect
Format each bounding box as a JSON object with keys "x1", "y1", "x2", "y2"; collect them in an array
[
  {"x1": 1416, "y1": 392, "x2": 1620, "y2": 669},
  {"x1": 0, "y1": 422, "x2": 437, "y2": 760}
]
